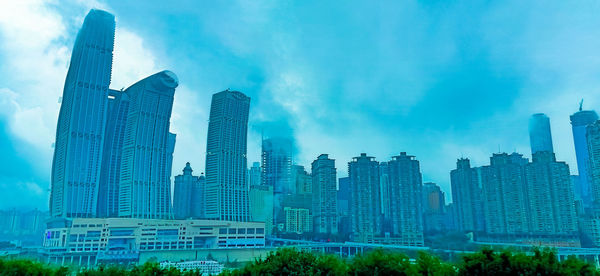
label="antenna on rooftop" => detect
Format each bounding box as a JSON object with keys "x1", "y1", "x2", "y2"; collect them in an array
[{"x1": 580, "y1": 99, "x2": 584, "y2": 111}]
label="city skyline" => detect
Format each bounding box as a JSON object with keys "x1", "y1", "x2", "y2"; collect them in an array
[{"x1": 3, "y1": 1, "x2": 600, "y2": 209}]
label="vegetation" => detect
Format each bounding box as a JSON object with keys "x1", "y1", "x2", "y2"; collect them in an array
[{"x1": 1, "y1": 247, "x2": 598, "y2": 275}]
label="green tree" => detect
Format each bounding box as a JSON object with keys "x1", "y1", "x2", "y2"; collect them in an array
[{"x1": 348, "y1": 249, "x2": 416, "y2": 276}]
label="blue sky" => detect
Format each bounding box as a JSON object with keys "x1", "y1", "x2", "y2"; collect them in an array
[{"x1": 1, "y1": 0, "x2": 600, "y2": 209}]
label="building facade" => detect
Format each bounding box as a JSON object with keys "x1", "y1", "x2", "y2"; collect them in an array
[
  {"x1": 249, "y1": 185, "x2": 273, "y2": 235},
  {"x1": 348, "y1": 153, "x2": 382, "y2": 242},
  {"x1": 118, "y1": 71, "x2": 178, "y2": 219},
  {"x1": 422, "y1": 182, "x2": 445, "y2": 233},
  {"x1": 51, "y1": 9, "x2": 116, "y2": 218},
  {"x1": 173, "y1": 163, "x2": 204, "y2": 219},
  {"x1": 204, "y1": 90, "x2": 251, "y2": 222},
  {"x1": 262, "y1": 137, "x2": 293, "y2": 230},
  {"x1": 529, "y1": 113, "x2": 554, "y2": 155},
  {"x1": 311, "y1": 154, "x2": 338, "y2": 235},
  {"x1": 450, "y1": 158, "x2": 485, "y2": 233},
  {"x1": 571, "y1": 108, "x2": 599, "y2": 207},
  {"x1": 587, "y1": 121, "x2": 600, "y2": 204}
]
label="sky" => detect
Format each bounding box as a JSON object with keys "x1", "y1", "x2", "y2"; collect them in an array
[{"x1": 1, "y1": 0, "x2": 600, "y2": 209}]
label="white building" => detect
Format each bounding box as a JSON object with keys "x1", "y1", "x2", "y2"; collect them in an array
[{"x1": 160, "y1": 260, "x2": 223, "y2": 275}]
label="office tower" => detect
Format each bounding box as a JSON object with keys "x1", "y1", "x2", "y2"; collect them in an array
[
  {"x1": 262, "y1": 137, "x2": 293, "y2": 228},
  {"x1": 173, "y1": 162, "x2": 204, "y2": 219},
  {"x1": 529, "y1": 113, "x2": 554, "y2": 155},
  {"x1": 118, "y1": 71, "x2": 178, "y2": 219},
  {"x1": 383, "y1": 152, "x2": 424, "y2": 246},
  {"x1": 524, "y1": 152, "x2": 577, "y2": 235},
  {"x1": 379, "y1": 162, "x2": 391, "y2": 221},
  {"x1": 205, "y1": 90, "x2": 251, "y2": 222},
  {"x1": 97, "y1": 89, "x2": 130, "y2": 218},
  {"x1": 450, "y1": 158, "x2": 485, "y2": 232},
  {"x1": 348, "y1": 153, "x2": 382, "y2": 242},
  {"x1": 249, "y1": 184, "x2": 273, "y2": 235},
  {"x1": 248, "y1": 162, "x2": 262, "y2": 187},
  {"x1": 311, "y1": 154, "x2": 338, "y2": 234},
  {"x1": 50, "y1": 9, "x2": 115, "y2": 218},
  {"x1": 337, "y1": 177, "x2": 351, "y2": 236},
  {"x1": 587, "y1": 121, "x2": 600, "y2": 204},
  {"x1": 571, "y1": 107, "x2": 599, "y2": 207},
  {"x1": 292, "y1": 165, "x2": 312, "y2": 194},
  {"x1": 481, "y1": 153, "x2": 529, "y2": 235},
  {"x1": 422, "y1": 182, "x2": 445, "y2": 233}
]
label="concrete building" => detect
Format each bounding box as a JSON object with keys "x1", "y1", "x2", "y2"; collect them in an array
[
  {"x1": 337, "y1": 177, "x2": 351, "y2": 236},
  {"x1": 249, "y1": 185, "x2": 273, "y2": 235},
  {"x1": 248, "y1": 162, "x2": 261, "y2": 187},
  {"x1": 204, "y1": 90, "x2": 251, "y2": 222},
  {"x1": 587, "y1": 120, "x2": 600, "y2": 204},
  {"x1": 284, "y1": 207, "x2": 311, "y2": 234},
  {"x1": 571, "y1": 107, "x2": 599, "y2": 207},
  {"x1": 42, "y1": 218, "x2": 265, "y2": 267},
  {"x1": 382, "y1": 152, "x2": 424, "y2": 246},
  {"x1": 529, "y1": 113, "x2": 554, "y2": 155},
  {"x1": 51, "y1": 9, "x2": 116, "y2": 218},
  {"x1": 118, "y1": 71, "x2": 178, "y2": 219},
  {"x1": 524, "y1": 152, "x2": 577, "y2": 236},
  {"x1": 348, "y1": 153, "x2": 382, "y2": 242},
  {"x1": 311, "y1": 154, "x2": 338, "y2": 235},
  {"x1": 173, "y1": 163, "x2": 204, "y2": 219},
  {"x1": 422, "y1": 182, "x2": 445, "y2": 234},
  {"x1": 292, "y1": 165, "x2": 312, "y2": 194},
  {"x1": 450, "y1": 158, "x2": 485, "y2": 233},
  {"x1": 160, "y1": 260, "x2": 224, "y2": 275}
]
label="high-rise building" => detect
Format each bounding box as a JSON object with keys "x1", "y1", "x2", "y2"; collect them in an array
[
  {"x1": 173, "y1": 162, "x2": 204, "y2": 219},
  {"x1": 249, "y1": 184, "x2": 273, "y2": 235},
  {"x1": 422, "y1": 182, "x2": 445, "y2": 233},
  {"x1": 529, "y1": 113, "x2": 554, "y2": 155},
  {"x1": 118, "y1": 71, "x2": 178, "y2": 219},
  {"x1": 50, "y1": 9, "x2": 115, "y2": 218},
  {"x1": 248, "y1": 162, "x2": 261, "y2": 187},
  {"x1": 204, "y1": 90, "x2": 251, "y2": 222},
  {"x1": 383, "y1": 152, "x2": 424, "y2": 246},
  {"x1": 337, "y1": 177, "x2": 351, "y2": 236},
  {"x1": 262, "y1": 137, "x2": 293, "y2": 229},
  {"x1": 97, "y1": 89, "x2": 130, "y2": 218},
  {"x1": 348, "y1": 153, "x2": 382, "y2": 242},
  {"x1": 524, "y1": 152, "x2": 577, "y2": 235},
  {"x1": 571, "y1": 107, "x2": 599, "y2": 207},
  {"x1": 450, "y1": 158, "x2": 485, "y2": 232},
  {"x1": 292, "y1": 165, "x2": 312, "y2": 194},
  {"x1": 481, "y1": 153, "x2": 529, "y2": 235},
  {"x1": 587, "y1": 121, "x2": 600, "y2": 204},
  {"x1": 311, "y1": 154, "x2": 338, "y2": 235},
  {"x1": 284, "y1": 207, "x2": 311, "y2": 234}
]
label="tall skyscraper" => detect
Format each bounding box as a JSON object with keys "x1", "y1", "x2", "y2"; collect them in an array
[
  {"x1": 529, "y1": 113, "x2": 554, "y2": 155},
  {"x1": 481, "y1": 153, "x2": 529, "y2": 235},
  {"x1": 248, "y1": 162, "x2": 262, "y2": 187},
  {"x1": 383, "y1": 152, "x2": 424, "y2": 246},
  {"x1": 262, "y1": 137, "x2": 293, "y2": 228},
  {"x1": 118, "y1": 71, "x2": 178, "y2": 219},
  {"x1": 422, "y1": 182, "x2": 445, "y2": 233},
  {"x1": 51, "y1": 9, "x2": 116, "y2": 218},
  {"x1": 311, "y1": 154, "x2": 338, "y2": 235},
  {"x1": 97, "y1": 89, "x2": 130, "y2": 218},
  {"x1": 587, "y1": 121, "x2": 600, "y2": 204},
  {"x1": 450, "y1": 158, "x2": 485, "y2": 232},
  {"x1": 204, "y1": 90, "x2": 251, "y2": 222},
  {"x1": 348, "y1": 153, "x2": 382, "y2": 242},
  {"x1": 524, "y1": 152, "x2": 577, "y2": 235},
  {"x1": 173, "y1": 162, "x2": 203, "y2": 219},
  {"x1": 571, "y1": 107, "x2": 599, "y2": 207}
]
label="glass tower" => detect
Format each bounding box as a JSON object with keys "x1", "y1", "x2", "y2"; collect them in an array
[
  {"x1": 204, "y1": 90, "x2": 251, "y2": 222},
  {"x1": 118, "y1": 71, "x2": 178, "y2": 219},
  {"x1": 528, "y1": 113, "x2": 554, "y2": 155},
  {"x1": 571, "y1": 109, "x2": 599, "y2": 207},
  {"x1": 50, "y1": 10, "x2": 115, "y2": 218}
]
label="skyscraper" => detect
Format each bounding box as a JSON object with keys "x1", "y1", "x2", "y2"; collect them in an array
[
  {"x1": 173, "y1": 162, "x2": 202, "y2": 219},
  {"x1": 50, "y1": 9, "x2": 115, "y2": 218},
  {"x1": 292, "y1": 165, "x2": 312, "y2": 194},
  {"x1": 450, "y1": 158, "x2": 485, "y2": 232},
  {"x1": 262, "y1": 137, "x2": 293, "y2": 228},
  {"x1": 524, "y1": 152, "x2": 577, "y2": 235},
  {"x1": 422, "y1": 182, "x2": 445, "y2": 233},
  {"x1": 204, "y1": 90, "x2": 251, "y2": 222},
  {"x1": 571, "y1": 107, "x2": 599, "y2": 207},
  {"x1": 348, "y1": 153, "x2": 381, "y2": 242},
  {"x1": 529, "y1": 113, "x2": 554, "y2": 155},
  {"x1": 248, "y1": 162, "x2": 262, "y2": 187},
  {"x1": 383, "y1": 152, "x2": 424, "y2": 246},
  {"x1": 481, "y1": 153, "x2": 529, "y2": 235},
  {"x1": 97, "y1": 89, "x2": 130, "y2": 218},
  {"x1": 311, "y1": 154, "x2": 338, "y2": 235},
  {"x1": 587, "y1": 121, "x2": 600, "y2": 204},
  {"x1": 118, "y1": 71, "x2": 178, "y2": 219}
]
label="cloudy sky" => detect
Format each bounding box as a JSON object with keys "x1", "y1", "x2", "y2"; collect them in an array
[{"x1": 1, "y1": 0, "x2": 600, "y2": 209}]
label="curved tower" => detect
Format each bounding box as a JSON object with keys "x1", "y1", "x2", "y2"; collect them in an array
[
  {"x1": 118, "y1": 70, "x2": 178, "y2": 219},
  {"x1": 50, "y1": 9, "x2": 115, "y2": 218}
]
